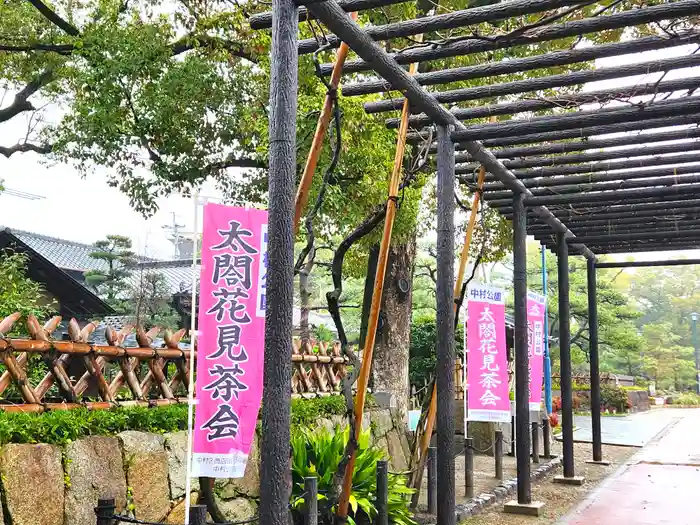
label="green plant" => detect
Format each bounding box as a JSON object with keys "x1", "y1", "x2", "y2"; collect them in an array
[
  {"x1": 600, "y1": 384, "x2": 628, "y2": 412},
  {"x1": 290, "y1": 396, "x2": 347, "y2": 429},
  {"x1": 672, "y1": 392, "x2": 700, "y2": 405},
  {"x1": 290, "y1": 427, "x2": 416, "y2": 525}
]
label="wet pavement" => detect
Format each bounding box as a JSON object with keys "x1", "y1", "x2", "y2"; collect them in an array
[
  {"x1": 570, "y1": 409, "x2": 681, "y2": 447},
  {"x1": 558, "y1": 408, "x2": 700, "y2": 525}
]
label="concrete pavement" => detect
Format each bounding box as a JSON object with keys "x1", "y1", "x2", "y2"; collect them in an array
[{"x1": 558, "y1": 409, "x2": 700, "y2": 525}]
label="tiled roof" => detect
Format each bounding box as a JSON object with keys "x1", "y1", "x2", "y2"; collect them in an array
[
  {"x1": 132, "y1": 259, "x2": 200, "y2": 295},
  {"x1": 6, "y1": 228, "x2": 109, "y2": 272},
  {"x1": 2, "y1": 227, "x2": 158, "y2": 273}
]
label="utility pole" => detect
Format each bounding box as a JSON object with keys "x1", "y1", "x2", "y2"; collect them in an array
[{"x1": 162, "y1": 212, "x2": 185, "y2": 258}]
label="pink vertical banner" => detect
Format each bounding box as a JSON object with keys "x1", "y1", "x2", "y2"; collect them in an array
[
  {"x1": 466, "y1": 283, "x2": 510, "y2": 422},
  {"x1": 527, "y1": 291, "x2": 546, "y2": 411},
  {"x1": 192, "y1": 203, "x2": 267, "y2": 478}
]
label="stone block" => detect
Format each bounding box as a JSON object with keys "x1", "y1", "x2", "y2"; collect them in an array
[
  {"x1": 218, "y1": 432, "x2": 260, "y2": 498},
  {"x1": 119, "y1": 431, "x2": 171, "y2": 522},
  {"x1": 218, "y1": 497, "x2": 258, "y2": 522},
  {"x1": 371, "y1": 409, "x2": 394, "y2": 439},
  {"x1": 503, "y1": 500, "x2": 545, "y2": 516},
  {"x1": 585, "y1": 459, "x2": 612, "y2": 466},
  {"x1": 385, "y1": 430, "x2": 408, "y2": 472},
  {"x1": 0, "y1": 444, "x2": 64, "y2": 525},
  {"x1": 65, "y1": 436, "x2": 127, "y2": 525},
  {"x1": 164, "y1": 493, "x2": 198, "y2": 525},
  {"x1": 554, "y1": 475, "x2": 586, "y2": 486},
  {"x1": 165, "y1": 432, "x2": 199, "y2": 499}
]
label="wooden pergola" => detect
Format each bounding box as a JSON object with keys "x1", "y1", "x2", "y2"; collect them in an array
[{"x1": 251, "y1": 0, "x2": 700, "y2": 523}]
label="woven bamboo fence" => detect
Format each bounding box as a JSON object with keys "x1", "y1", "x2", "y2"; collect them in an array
[{"x1": 0, "y1": 313, "x2": 349, "y2": 413}]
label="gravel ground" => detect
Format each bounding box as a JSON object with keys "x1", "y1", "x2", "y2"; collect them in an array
[{"x1": 457, "y1": 442, "x2": 637, "y2": 525}]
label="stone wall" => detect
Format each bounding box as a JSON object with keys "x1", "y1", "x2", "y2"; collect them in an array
[{"x1": 0, "y1": 409, "x2": 409, "y2": 525}]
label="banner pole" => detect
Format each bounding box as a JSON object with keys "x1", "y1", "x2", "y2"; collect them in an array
[
  {"x1": 542, "y1": 245, "x2": 553, "y2": 415},
  {"x1": 184, "y1": 190, "x2": 200, "y2": 525}
]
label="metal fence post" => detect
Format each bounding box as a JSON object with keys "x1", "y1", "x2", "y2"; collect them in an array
[
  {"x1": 189, "y1": 504, "x2": 207, "y2": 525},
  {"x1": 494, "y1": 430, "x2": 504, "y2": 481},
  {"x1": 95, "y1": 497, "x2": 115, "y2": 525},
  {"x1": 427, "y1": 446, "x2": 437, "y2": 515},
  {"x1": 532, "y1": 421, "x2": 540, "y2": 464},
  {"x1": 508, "y1": 416, "x2": 516, "y2": 456},
  {"x1": 305, "y1": 476, "x2": 318, "y2": 525},
  {"x1": 376, "y1": 461, "x2": 389, "y2": 525},
  {"x1": 543, "y1": 416, "x2": 551, "y2": 459},
  {"x1": 465, "y1": 437, "x2": 474, "y2": 499}
]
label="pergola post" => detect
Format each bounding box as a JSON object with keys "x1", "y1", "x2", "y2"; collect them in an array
[
  {"x1": 504, "y1": 193, "x2": 544, "y2": 516},
  {"x1": 586, "y1": 258, "x2": 608, "y2": 465},
  {"x1": 260, "y1": 0, "x2": 298, "y2": 523},
  {"x1": 435, "y1": 125, "x2": 456, "y2": 525},
  {"x1": 554, "y1": 233, "x2": 584, "y2": 486}
]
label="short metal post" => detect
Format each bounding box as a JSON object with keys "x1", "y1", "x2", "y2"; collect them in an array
[
  {"x1": 543, "y1": 417, "x2": 551, "y2": 459},
  {"x1": 305, "y1": 476, "x2": 318, "y2": 525},
  {"x1": 532, "y1": 422, "x2": 540, "y2": 464},
  {"x1": 465, "y1": 438, "x2": 474, "y2": 499},
  {"x1": 95, "y1": 497, "x2": 115, "y2": 525},
  {"x1": 189, "y1": 504, "x2": 207, "y2": 525},
  {"x1": 508, "y1": 416, "x2": 516, "y2": 456},
  {"x1": 494, "y1": 430, "x2": 504, "y2": 481},
  {"x1": 376, "y1": 461, "x2": 389, "y2": 525},
  {"x1": 427, "y1": 446, "x2": 437, "y2": 515}
]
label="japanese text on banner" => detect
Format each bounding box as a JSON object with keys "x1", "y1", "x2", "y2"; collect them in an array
[
  {"x1": 527, "y1": 291, "x2": 546, "y2": 411},
  {"x1": 192, "y1": 204, "x2": 267, "y2": 478},
  {"x1": 466, "y1": 283, "x2": 510, "y2": 423}
]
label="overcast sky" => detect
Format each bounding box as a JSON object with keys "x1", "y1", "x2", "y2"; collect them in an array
[{"x1": 1, "y1": 36, "x2": 699, "y2": 261}]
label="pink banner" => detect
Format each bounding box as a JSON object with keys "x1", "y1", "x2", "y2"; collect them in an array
[
  {"x1": 527, "y1": 291, "x2": 546, "y2": 411},
  {"x1": 466, "y1": 283, "x2": 510, "y2": 422},
  {"x1": 192, "y1": 203, "x2": 267, "y2": 478}
]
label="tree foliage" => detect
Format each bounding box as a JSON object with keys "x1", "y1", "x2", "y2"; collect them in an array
[
  {"x1": 0, "y1": 249, "x2": 56, "y2": 330},
  {"x1": 84, "y1": 234, "x2": 135, "y2": 309},
  {"x1": 128, "y1": 269, "x2": 180, "y2": 330}
]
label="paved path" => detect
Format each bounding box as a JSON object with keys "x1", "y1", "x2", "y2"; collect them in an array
[
  {"x1": 558, "y1": 409, "x2": 700, "y2": 525},
  {"x1": 570, "y1": 409, "x2": 680, "y2": 447}
]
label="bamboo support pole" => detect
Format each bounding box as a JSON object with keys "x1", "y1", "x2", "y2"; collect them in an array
[
  {"x1": 294, "y1": 11, "x2": 358, "y2": 234},
  {"x1": 408, "y1": 167, "x2": 486, "y2": 498},
  {"x1": 335, "y1": 43, "x2": 422, "y2": 523},
  {"x1": 0, "y1": 351, "x2": 39, "y2": 403},
  {"x1": 0, "y1": 339, "x2": 184, "y2": 359}
]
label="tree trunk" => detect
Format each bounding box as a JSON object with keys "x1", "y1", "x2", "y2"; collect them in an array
[
  {"x1": 299, "y1": 250, "x2": 316, "y2": 346},
  {"x1": 371, "y1": 236, "x2": 417, "y2": 418}
]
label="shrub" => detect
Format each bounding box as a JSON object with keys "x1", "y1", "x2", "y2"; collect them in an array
[
  {"x1": 548, "y1": 412, "x2": 559, "y2": 428},
  {"x1": 290, "y1": 427, "x2": 416, "y2": 525},
  {"x1": 552, "y1": 396, "x2": 562, "y2": 412},
  {"x1": 672, "y1": 392, "x2": 700, "y2": 406},
  {"x1": 600, "y1": 384, "x2": 628, "y2": 412},
  {"x1": 409, "y1": 315, "x2": 463, "y2": 391}
]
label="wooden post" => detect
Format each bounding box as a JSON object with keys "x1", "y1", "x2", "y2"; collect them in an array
[
  {"x1": 305, "y1": 477, "x2": 318, "y2": 525},
  {"x1": 494, "y1": 430, "x2": 504, "y2": 481},
  {"x1": 189, "y1": 505, "x2": 208, "y2": 525},
  {"x1": 335, "y1": 38, "x2": 423, "y2": 523},
  {"x1": 588, "y1": 258, "x2": 603, "y2": 463},
  {"x1": 95, "y1": 497, "x2": 115, "y2": 525},
  {"x1": 532, "y1": 421, "x2": 540, "y2": 464},
  {"x1": 465, "y1": 437, "x2": 474, "y2": 498},
  {"x1": 376, "y1": 461, "x2": 389, "y2": 525},
  {"x1": 409, "y1": 167, "x2": 486, "y2": 497},
  {"x1": 427, "y1": 447, "x2": 437, "y2": 515},
  {"x1": 294, "y1": 13, "x2": 358, "y2": 233}
]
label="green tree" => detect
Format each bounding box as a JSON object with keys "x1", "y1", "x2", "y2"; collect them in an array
[
  {"x1": 84, "y1": 235, "x2": 135, "y2": 310},
  {"x1": 0, "y1": 250, "x2": 55, "y2": 332},
  {"x1": 128, "y1": 270, "x2": 179, "y2": 330}
]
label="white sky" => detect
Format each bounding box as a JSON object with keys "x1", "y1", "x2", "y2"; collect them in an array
[{"x1": 2, "y1": 36, "x2": 700, "y2": 261}]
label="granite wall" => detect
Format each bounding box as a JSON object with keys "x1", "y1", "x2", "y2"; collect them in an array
[{"x1": 0, "y1": 409, "x2": 409, "y2": 525}]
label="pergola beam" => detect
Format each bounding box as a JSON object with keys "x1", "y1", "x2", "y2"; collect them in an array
[
  {"x1": 523, "y1": 184, "x2": 700, "y2": 207},
  {"x1": 409, "y1": 115, "x2": 700, "y2": 148},
  {"x1": 497, "y1": 193, "x2": 700, "y2": 214},
  {"x1": 482, "y1": 173, "x2": 700, "y2": 202},
  {"x1": 306, "y1": 0, "x2": 595, "y2": 261},
  {"x1": 460, "y1": 140, "x2": 700, "y2": 172},
  {"x1": 343, "y1": 31, "x2": 700, "y2": 96},
  {"x1": 298, "y1": 0, "x2": 593, "y2": 54},
  {"x1": 451, "y1": 97, "x2": 700, "y2": 143},
  {"x1": 249, "y1": 0, "x2": 407, "y2": 29},
  {"x1": 596, "y1": 258, "x2": 700, "y2": 268},
  {"x1": 569, "y1": 230, "x2": 700, "y2": 245},
  {"x1": 590, "y1": 242, "x2": 700, "y2": 254},
  {"x1": 471, "y1": 158, "x2": 700, "y2": 182},
  {"x1": 381, "y1": 58, "x2": 700, "y2": 122},
  {"x1": 318, "y1": 0, "x2": 700, "y2": 75}
]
